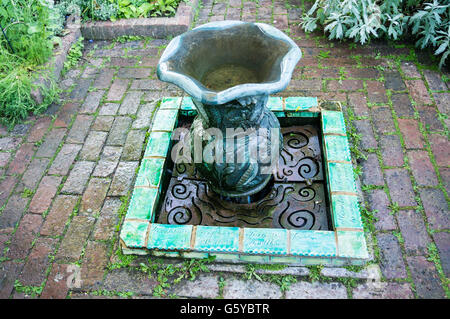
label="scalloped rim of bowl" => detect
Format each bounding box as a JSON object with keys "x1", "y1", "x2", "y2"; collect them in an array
[{"x1": 157, "y1": 20, "x2": 302, "y2": 105}]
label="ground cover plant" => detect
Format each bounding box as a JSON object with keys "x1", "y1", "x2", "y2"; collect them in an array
[
  {"x1": 54, "y1": 0, "x2": 185, "y2": 21},
  {"x1": 0, "y1": 0, "x2": 184, "y2": 127},
  {"x1": 301, "y1": 0, "x2": 450, "y2": 68},
  {"x1": 0, "y1": 0, "x2": 64, "y2": 128}
]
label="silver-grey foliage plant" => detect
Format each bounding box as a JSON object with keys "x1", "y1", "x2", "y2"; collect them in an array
[{"x1": 301, "y1": 0, "x2": 450, "y2": 68}]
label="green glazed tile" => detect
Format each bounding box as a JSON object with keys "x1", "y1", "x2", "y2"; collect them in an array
[
  {"x1": 286, "y1": 111, "x2": 319, "y2": 118},
  {"x1": 324, "y1": 135, "x2": 351, "y2": 162},
  {"x1": 284, "y1": 112, "x2": 304, "y2": 117},
  {"x1": 151, "y1": 109, "x2": 178, "y2": 131},
  {"x1": 300, "y1": 257, "x2": 331, "y2": 266},
  {"x1": 126, "y1": 187, "x2": 158, "y2": 220},
  {"x1": 135, "y1": 158, "x2": 165, "y2": 188},
  {"x1": 337, "y1": 231, "x2": 369, "y2": 259},
  {"x1": 120, "y1": 219, "x2": 149, "y2": 248},
  {"x1": 267, "y1": 96, "x2": 283, "y2": 111},
  {"x1": 269, "y1": 256, "x2": 299, "y2": 264},
  {"x1": 285, "y1": 97, "x2": 318, "y2": 111},
  {"x1": 181, "y1": 110, "x2": 198, "y2": 116},
  {"x1": 122, "y1": 247, "x2": 148, "y2": 255},
  {"x1": 350, "y1": 259, "x2": 366, "y2": 266},
  {"x1": 148, "y1": 224, "x2": 192, "y2": 250},
  {"x1": 327, "y1": 162, "x2": 357, "y2": 193},
  {"x1": 331, "y1": 194, "x2": 363, "y2": 229},
  {"x1": 181, "y1": 97, "x2": 195, "y2": 110},
  {"x1": 290, "y1": 230, "x2": 337, "y2": 257},
  {"x1": 322, "y1": 110, "x2": 346, "y2": 135},
  {"x1": 152, "y1": 250, "x2": 180, "y2": 257},
  {"x1": 160, "y1": 97, "x2": 181, "y2": 109},
  {"x1": 273, "y1": 111, "x2": 285, "y2": 117},
  {"x1": 182, "y1": 251, "x2": 209, "y2": 259},
  {"x1": 210, "y1": 253, "x2": 240, "y2": 261},
  {"x1": 330, "y1": 258, "x2": 347, "y2": 267},
  {"x1": 194, "y1": 225, "x2": 239, "y2": 252},
  {"x1": 243, "y1": 228, "x2": 288, "y2": 255},
  {"x1": 239, "y1": 254, "x2": 271, "y2": 263},
  {"x1": 144, "y1": 131, "x2": 172, "y2": 158}
]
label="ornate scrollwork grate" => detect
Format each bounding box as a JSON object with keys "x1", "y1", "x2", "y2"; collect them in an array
[{"x1": 157, "y1": 125, "x2": 329, "y2": 230}]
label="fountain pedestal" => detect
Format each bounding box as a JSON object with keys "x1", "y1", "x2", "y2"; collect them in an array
[
  {"x1": 189, "y1": 94, "x2": 283, "y2": 197},
  {"x1": 157, "y1": 21, "x2": 301, "y2": 197}
]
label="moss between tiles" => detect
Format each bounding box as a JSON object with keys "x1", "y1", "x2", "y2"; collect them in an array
[{"x1": 119, "y1": 97, "x2": 369, "y2": 266}]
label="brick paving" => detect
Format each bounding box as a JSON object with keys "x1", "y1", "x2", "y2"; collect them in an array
[{"x1": 0, "y1": 0, "x2": 448, "y2": 299}]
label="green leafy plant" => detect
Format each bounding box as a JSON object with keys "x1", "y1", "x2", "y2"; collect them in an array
[
  {"x1": 63, "y1": 36, "x2": 85, "y2": 75},
  {"x1": 91, "y1": 289, "x2": 134, "y2": 297},
  {"x1": 318, "y1": 49, "x2": 331, "y2": 59},
  {"x1": 266, "y1": 275, "x2": 297, "y2": 292},
  {"x1": 0, "y1": 0, "x2": 56, "y2": 64},
  {"x1": 14, "y1": 280, "x2": 43, "y2": 297},
  {"x1": 388, "y1": 201, "x2": 400, "y2": 215},
  {"x1": 360, "y1": 204, "x2": 378, "y2": 233},
  {"x1": 0, "y1": 49, "x2": 58, "y2": 128},
  {"x1": 55, "y1": 0, "x2": 118, "y2": 22},
  {"x1": 21, "y1": 188, "x2": 34, "y2": 198},
  {"x1": 113, "y1": 35, "x2": 145, "y2": 43},
  {"x1": 301, "y1": 0, "x2": 450, "y2": 68},
  {"x1": 57, "y1": 0, "x2": 184, "y2": 21},
  {"x1": 139, "y1": 256, "x2": 215, "y2": 297},
  {"x1": 0, "y1": 0, "x2": 62, "y2": 127},
  {"x1": 243, "y1": 264, "x2": 263, "y2": 281},
  {"x1": 114, "y1": 0, "x2": 182, "y2": 19},
  {"x1": 307, "y1": 265, "x2": 324, "y2": 282},
  {"x1": 147, "y1": 0, "x2": 180, "y2": 17},
  {"x1": 116, "y1": 0, "x2": 149, "y2": 19},
  {"x1": 409, "y1": 0, "x2": 450, "y2": 68},
  {"x1": 301, "y1": 0, "x2": 384, "y2": 45}
]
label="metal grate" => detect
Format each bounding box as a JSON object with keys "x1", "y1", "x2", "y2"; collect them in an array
[{"x1": 157, "y1": 125, "x2": 329, "y2": 230}]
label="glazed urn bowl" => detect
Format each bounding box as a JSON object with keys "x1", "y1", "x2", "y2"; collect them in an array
[{"x1": 157, "y1": 21, "x2": 302, "y2": 198}]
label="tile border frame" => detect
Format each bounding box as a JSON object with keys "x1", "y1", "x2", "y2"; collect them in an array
[{"x1": 120, "y1": 96, "x2": 369, "y2": 266}]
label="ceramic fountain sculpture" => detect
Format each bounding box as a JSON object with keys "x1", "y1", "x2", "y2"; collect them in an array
[{"x1": 157, "y1": 21, "x2": 301, "y2": 198}]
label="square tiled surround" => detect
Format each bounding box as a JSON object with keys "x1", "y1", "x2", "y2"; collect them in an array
[{"x1": 120, "y1": 97, "x2": 369, "y2": 266}]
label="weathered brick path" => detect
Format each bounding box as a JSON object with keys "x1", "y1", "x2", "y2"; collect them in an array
[{"x1": 0, "y1": 0, "x2": 448, "y2": 299}]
